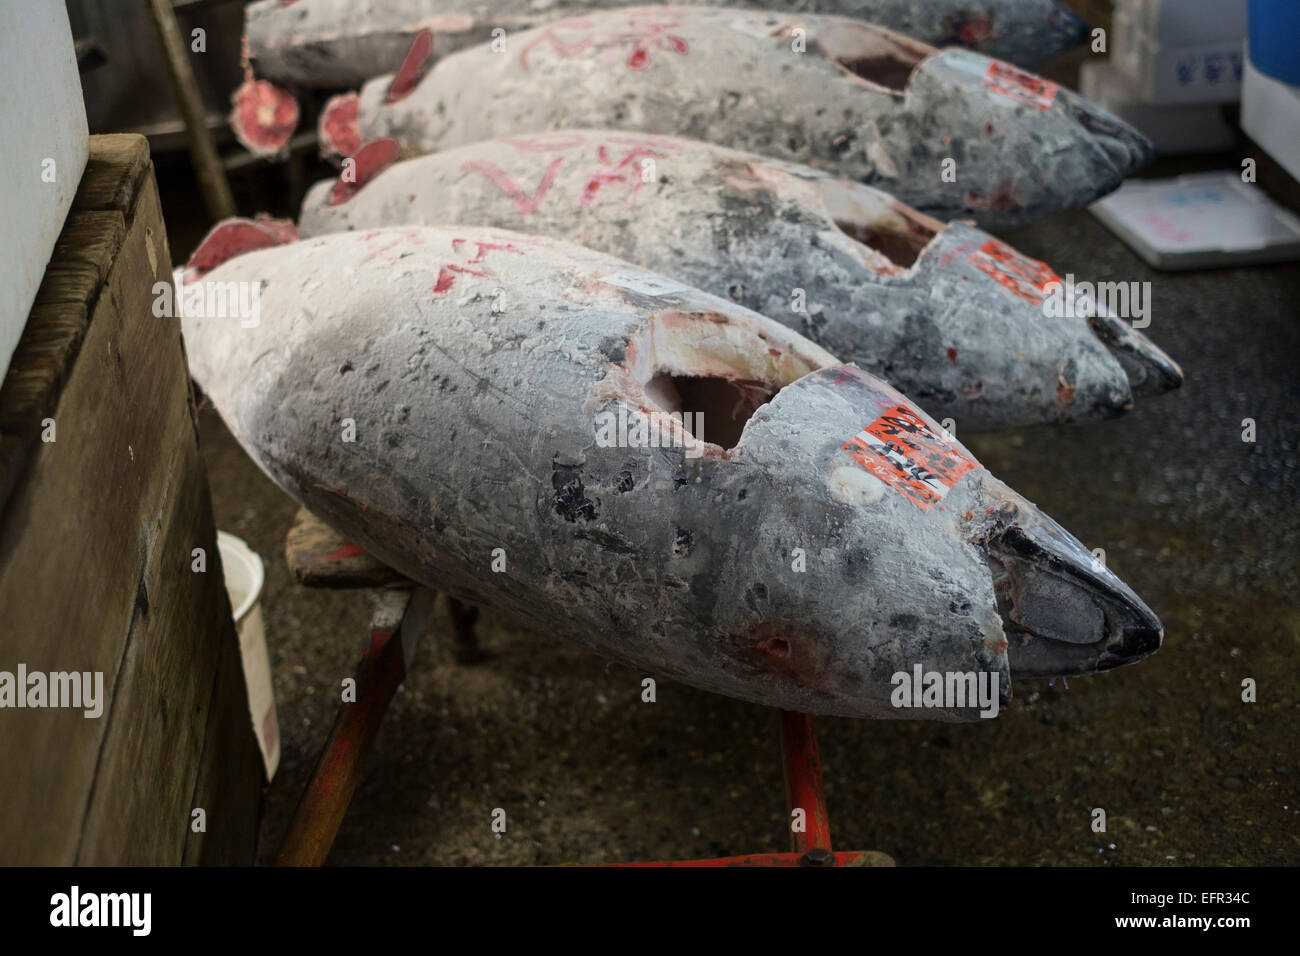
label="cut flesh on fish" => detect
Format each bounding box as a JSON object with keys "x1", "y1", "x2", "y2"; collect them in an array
[
  {"x1": 318, "y1": 92, "x2": 361, "y2": 160},
  {"x1": 298, "y1": 130, "x2": 1181, "y2": 429},
  {"x1": 243, "y1": 0, "x2": 1087, "y2": 90},
  {"x1": 345, "y1": 6, "x2": 1152, "y2": 229},
  {"x1": 183, "y1": 215, "x2": 298, "y2": 283},
  {"x1": 179, "y1": 225, "x2": 1161, "y2": 719},
  {"x1": 229, "y1": 78, "x2": 300, "y2": 157}
]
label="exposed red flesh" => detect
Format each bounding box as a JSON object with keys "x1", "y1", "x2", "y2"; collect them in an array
[
  {"x1": 318, "y1": 92, "x2": 361, "y2": 160},
  {"x1": 186, "y1": 215, "x2": 299, "y2": 281},
  {"x1": 253, "y1": 214, "x2": 300, "y2": 246},
  {"x1": 230, "y1": 79, "x2": 300, "y2": 157},
  {"x1": 328, "y1": 139, "x2": 401, "y2": 206},
  {"x1": 386, "y1": 28, "x2": 435, "y2": 103}
]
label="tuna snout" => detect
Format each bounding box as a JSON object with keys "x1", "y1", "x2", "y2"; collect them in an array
[
  {"x1": 1062, "y1": 93, "x2": 1156, "y2": 179},
  {"x1": 984, "y1": 512, "x2": 1163, "y2": 678},
  {"x1": 1047, "y1": 5, "x2": 1092, "y2": 57},
  {"x1": 1084, "y1": 311, "x2": 1185, "y2": 398}
]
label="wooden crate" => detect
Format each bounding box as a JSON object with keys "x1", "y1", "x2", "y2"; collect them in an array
[{"x1": 0, "y1": 134, "x2": 263, "y2": 864}]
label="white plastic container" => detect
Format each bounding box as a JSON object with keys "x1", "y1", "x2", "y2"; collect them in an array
[
  {"x1": 1111, "y1": 2, "x2": 1245, "y2": 105},
  {"x1": 1118, "y1": 0, "x2": 1247, "y2": 48},
  {"x1": 217, "y1": 531, "x2": 280, "y2": 780},
  {"x1": 0, "y1": 0, "x2": 89, "y2": 383},
  {"x1": 1241, "y1": 51, "x2": 1300, "y2": 182},
  {"x1": 1089, "y1": 171, "x2": 1300, "y2": 270},
  {"x1": 1080, "y1": 60, "x2": 1237, "y2": 154}
]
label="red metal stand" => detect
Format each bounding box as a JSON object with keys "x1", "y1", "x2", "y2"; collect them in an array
[
  {"x1": 275, "y1": 512, "x2": 891, "y2": 867},
  {"x1": 610, "y1": 711, "x2": 883, "y2": 867}
]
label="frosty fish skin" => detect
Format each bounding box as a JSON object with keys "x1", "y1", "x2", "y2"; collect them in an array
[
  {"x1": 349, "y1": 6, "x2": 1151, "y2": 230},
  {"x1": 180, "y1": 225, "x2": 1161, "y2": 719},
  {"x1": 244, "y1": 0, "x2": 1087, "y2": 89},
  {"x1": 299, "y1": 131, "x2": 1181, "y2": 430}
]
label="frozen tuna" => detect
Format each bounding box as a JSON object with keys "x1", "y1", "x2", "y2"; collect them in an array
[
  {"x1": 179, "y1": 225, "x2": 1161, "y2": 719},
  {"x1": 244, "y1": 0, "x2": 1087, "y2": 89},
  {"x1": 299, "y1": 130, "x2": 1180, "y2": 429},
  {"x1": 346, "y1": 6, "x2": 1150, "y2": 229}
]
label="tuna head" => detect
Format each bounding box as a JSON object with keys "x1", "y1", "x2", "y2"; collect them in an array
[
  {"x1": 769, "y1": 172, "x2": 1181, "y2": 426},
  {"x1": 1017, "y1": 1, "x2": 1091, "y2": 63},
  {"x1": 919, "y1": 0, "x2": 1090, "y2": 65},
  {"x1": 846, "y1": 42, "x2": 1154, "y2": 227},
  {"x1": 858, "y1": 220, "x2": 1182, "y2": 425},
  {"x1": 714, "y1": 364, "x2": 1162, "y2": 717}
]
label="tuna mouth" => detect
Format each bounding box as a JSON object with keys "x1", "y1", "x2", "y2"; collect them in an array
[
  {"x1": 985, "y1": 523, "x2": 1162, "y2": 678},
  {"x1": 1086, "y1": 314, "x2": 1184, "y2": 396},
  {"x1": 813, "y1": 21, "x2": 935, "y2": 93}
]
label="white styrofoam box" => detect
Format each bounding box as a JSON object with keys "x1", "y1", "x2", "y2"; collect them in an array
[
  {"x1": 1241, "y1": 53, "x2": 1300, "y2": 182},
  {"x1": 1080, "y1": 60, "x2": 1237, "y2": 155},
  {"x1": 1089, "y1": 171, "x2": 1300, "y2": 270},
  {"x1": 0, "y1": 1, "x2": 89, "y2": 385},
  {"x1": 1112, "y1": 6, "x2": 1245, "y2": 105},
  {"x1": 1114, "y1": 0, "x2": 1247, "y2": 49}
]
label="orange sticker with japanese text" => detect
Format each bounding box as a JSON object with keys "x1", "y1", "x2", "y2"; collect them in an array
[
  {"x1": 983, "y1": 60, "x2": 1059, "y2": 110},
  {"x1": 841, "y1": 405, "x2": 979, "y2": 511},
  {"x1": 967, "y1": 239, "x2": 1060, "y2": 303}
]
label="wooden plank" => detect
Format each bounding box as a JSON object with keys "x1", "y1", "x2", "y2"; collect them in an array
[
  {"x1": 72, "y1": 134, "x2": 152, "y2": 217},
  {"x1": 0, "y1": 303, "x2": 88, "y2": 425},
  {"x1": 0, "y1": 135, "x2": 260, "y2": 864},
  {"x1": 182, "y1": 604, "x2": 265, "y2": 866},
  {"x1": 72, "y1": 176, "x2": 232, "y2": 865},
  {"x1": 0, "y1": 224, "x2": 111, "y2": 426},
  {"x1": 0, "y1": 137, "x2": 172, "y2": 517},
  {"x1": 50, "y1": 211, "x2": 128, "y2": 288},
  {"x1": 0, "y1": 157, "x2": 131, "y2": 510},
  {"x1": 0, "y1": 172, "x2": 184, "y2": 864},
  {"x1": 285, "y1": 507, "x2": 405, "y2": 588}
]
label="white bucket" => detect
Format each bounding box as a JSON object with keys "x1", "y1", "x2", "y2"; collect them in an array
[{"x1": 217, "y1": 531, "x2": 280, "y2": 780}]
